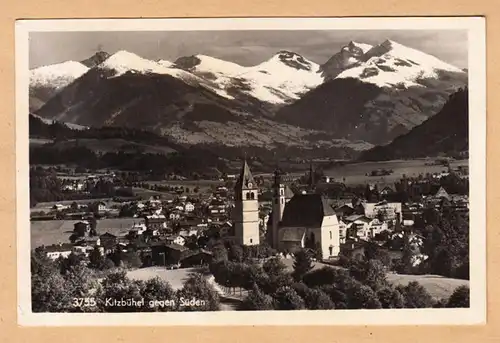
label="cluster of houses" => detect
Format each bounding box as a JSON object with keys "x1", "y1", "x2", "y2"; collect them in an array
[
  {"x1": 37, "y1": 161, "x2": 470, "y2": 272},
  {"x1": 39, "y1": 187, "x2": 236, "y2": 268}
]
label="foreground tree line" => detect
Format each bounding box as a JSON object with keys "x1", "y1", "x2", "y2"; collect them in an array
[
  {"x1": 208, "y1": 240, "x2": 469, "y2": 310},
  {"x1": 31, "y1": 249, "x2": 220, "y2": 312}
]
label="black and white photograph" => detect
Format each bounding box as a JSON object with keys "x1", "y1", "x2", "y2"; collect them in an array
[{"x1": 16, "y1": 17, "x2": 486, "y2": 325}]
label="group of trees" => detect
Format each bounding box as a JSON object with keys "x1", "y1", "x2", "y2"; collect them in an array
[
  {"x1": 30, "y1": 167, "x2": 118, "y2": 206},
  {"x1": 31, "y1": 249, "x2": 220, "y2": 312},
  {"x1": 417, "y1": 209, "x2": 469, "y2": 279},
  {"x1": 207, "y1": 242, "x2": 469, "y2": 311}
]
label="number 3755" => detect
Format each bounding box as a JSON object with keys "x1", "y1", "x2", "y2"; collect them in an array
[{"x1": 72, "y1": 297, "x2": 97, "y2": 307}]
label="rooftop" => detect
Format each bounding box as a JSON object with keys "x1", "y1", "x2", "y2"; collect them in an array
[{"x1": 281, "y1": 194, "x2": 336, "y2": 228}]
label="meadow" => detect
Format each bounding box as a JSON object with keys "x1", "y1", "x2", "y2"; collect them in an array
[
  {"x1": 30, "y1": 218, "x2": 141, "y2": 248},
  {"x1": 322, "y1": 159, "x2": 468, "y2": 186}
]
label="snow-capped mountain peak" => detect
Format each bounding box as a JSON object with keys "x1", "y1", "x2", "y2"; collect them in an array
[
  {"x1": 320, "y1": 40, "x2": 373, "y2": 79},
  {"x1": 80, "y1": 51, "x2": 111, "y2": 68},
  {"x1": 337, "y1": 39, "x2": 465, "y2": 87},
  {"x1": 344, "y1": 41, "x2": 373, "y2": 54},
  {"x1": 98, "y1": 50, "x2": 174, "y2": 76},
  {"x1": 267, "y1": 50, "x2": 316, "y2": 71},
  {"x1": 30, "y1": 61, "x2": 89, "y2": 89},
  {"x1": 173, "y1": 52, "x2": 323, "y2": 104}
]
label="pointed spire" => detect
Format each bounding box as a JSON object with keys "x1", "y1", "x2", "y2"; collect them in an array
[
  {"x1": 236, "y1": 158, "x2": 256, "y2": 190},
  {"x1": 273, "y1": 167, "x2": 282, "y2": 186},
  {"x1": 308, "y1": 161, "x2": 315, "y2": 192}
]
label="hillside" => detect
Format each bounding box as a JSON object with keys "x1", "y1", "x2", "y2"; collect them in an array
[
  {"x1": 275, "y1": 70, "x2": 467, "y2": 145},
  {"x1": 29, "y1": 61, "x2": 90, "y2": 111},
  {"x1": 275, "y1": 40, "x2": 467, "y2": 145},
  {"x1": 32, "y1": 40, "x2": 467, "y2": 150},
  {"x1": 359, "y1": 88, "x2": 468, "y2": 161},
  {"x1": 34, "y1": 51, "x2": 371, "y2": 154}
]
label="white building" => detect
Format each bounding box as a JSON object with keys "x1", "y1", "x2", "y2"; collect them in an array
[
  {"x1": 363, "y1": 201, "x2": 402, "y2": 221},
  {"x1": 184, "y1": 202, "x2": 195, "y2": 212},
  {"x1": 267, "y1": 169, "x2": 341, "y2": 258},
  {"x1": 232, "y1": 160, "x2": 260, "y2": 246}
]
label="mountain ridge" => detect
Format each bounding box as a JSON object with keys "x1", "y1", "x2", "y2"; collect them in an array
[
  {"x1": 31, "y1": 39, "x2": 467, "y2": 153},
  {"x1": 358, "y1": 87, "x2": 468, "y2": 161}
]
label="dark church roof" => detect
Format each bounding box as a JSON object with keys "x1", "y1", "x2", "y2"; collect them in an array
[
  {"x1": 235, "y1": 160, "x2": 256, "y2": 190},
  {"x1": 279, "y1": 227, "x2": 307, "y2": 242},
  {"x1": 281, "y1": 194, "x2": 336, "y2": 228},
  {"x1": 284, "y1": 185, "x2": 295, "y2": 199}
]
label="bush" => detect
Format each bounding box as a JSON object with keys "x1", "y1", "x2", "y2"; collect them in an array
[
  {"x1": 396, "y1": 281, "x2": 434, "y2": 308},
  {"x1": 446, "y1": 286, "x2": 469, "y2": 308},
  {"x1": 273, "y1": 287, "x2": 305, "y2": 310},
  {"x1": 376, "y1": 286, "x2": 405, "y2": 309},
  {"x1": 241, "y1": 285, "x2": 274, "y2": 310}
]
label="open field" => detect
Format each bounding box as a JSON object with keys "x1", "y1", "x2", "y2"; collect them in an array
[
  {"x1": 322, "y1": 159, "x2": 468, "y2": 186},
  {"x1": 128, "y1": 266, "x2": 196, "y2": 290},
  {"x1": 127, "y1": 267, "x2": 238, "y2": 310},
  {"x1": 145, "y1": 180, "x2": 225, "y2": 194},
  {"x1": 50, "y1": 138, "x2": 177, "y2": 155},
  {"x1": 31, "y1": 198, "x2": 116, "y2": 214},
  {"x1": 31, "y1": 218, "x2": 141, "y2": 248},
  {"x1": 386, "y1": 273, "x2": 469, "y2": 300},
  {"x1": 279, "y1": 258, "x2": 468, "y2": 300}
]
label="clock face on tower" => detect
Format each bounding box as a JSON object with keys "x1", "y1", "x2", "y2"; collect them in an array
[{"x1": 247, "y1": 182, "x2": 253, "y2": 188}]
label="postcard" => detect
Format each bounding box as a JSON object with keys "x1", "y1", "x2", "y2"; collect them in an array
[{"x1": 15, "y1": 17, "x2": 486, "y2": 326}]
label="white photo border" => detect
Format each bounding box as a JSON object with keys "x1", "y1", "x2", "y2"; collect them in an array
[{"x1": 15, "y1": 16, "x2": 487, "y2": 326}]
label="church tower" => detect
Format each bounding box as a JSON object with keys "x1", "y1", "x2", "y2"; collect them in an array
[
  {"x1": 271, "y1": 169, "x2": 286, "y2": 249},
  {"x1": 233, "y1": 160, "x2": 260, "y2": 245}
]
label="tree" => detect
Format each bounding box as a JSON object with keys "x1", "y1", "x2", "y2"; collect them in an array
[
  {"x1": 303, "y1": 266, "x2": 342, "y2": 288},
  {"x1": 322, "y1": 286, "x2": 348, "y2": 309},
  {"x1": 351, "y1": 260, "x2": 388, "y2": 291},
  {"x1": 396, "y1": 281, "x2": 434, "y2": 308},
  {"x1": 123, "y1": 250, "x2": 143, "y2": 268},
  {"x1": 273, "y1": 287, "x2": 305, "y2": 310},
  {"x1": 364, "y1": 243, "x2": 392, "y2": 269},
  {"x1": 99, "y1": 270, "x2": 144, "y2": 312},
  {"x1": 32, "y1": 269, "x2": 73, "y2": 312},
  {"x1": 228, "y1": 244, "x2": 244, "y2": 262},
  {"x1": 88, "y1": 248, "x2": 105, "y2": 270},
  {"x1": 31, "y1": 251, "x2": 74, "y2": 312},
  {"x1": 446, "y1": 286, "x2": 469, "y2": 308},
  {"x1": 292, "y1": 249, "x2": 313, "y2": 281},
  {"x1": 140, "y1": 277, "x2": 176, "y2": 312},
  {"x1": 241, "y1": 285, "x2": 274, "y2": 310},
  {"x1": 263, "y1": 257, "x2": 287, "y2": 277},
  {"x1": 211, "y1": 242, "x2": 229, "y2": 262},
  {"x1": 376, "y1": 286, "x2": 405, "y2": 309},
  {"x1": 59, "y1": 252, "x2": 88, "y2": 275},
  {"x1": 313, "y1": 242, "x2": 323, "y2": 261},
  {"x1": 346, "y1": 282, "x2": 382, "y2": 309},
  {"x1": 301, "y1": 287, "x2": 335, "y2": 310},
  {"x1": 73, "y1": 225, "x2": 87, "y2": 238},
  {"x1": 176, "y1": 273, "x2": 220, "y2": 311},
  {"x1": 89, "y1": 217, "x2": 98, "y2": 237},
  {"x1": 63, "y1": 264, "x2": 101, "y2": 312}
]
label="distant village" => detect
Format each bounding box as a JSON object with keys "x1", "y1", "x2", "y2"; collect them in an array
[{"x1": 31, "y1": 160, "x2": 469, "y2": 273}]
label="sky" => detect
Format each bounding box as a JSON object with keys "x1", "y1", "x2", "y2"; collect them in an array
[{"x1": 29, "y1": 30, "x2": 468, "y2": 69}]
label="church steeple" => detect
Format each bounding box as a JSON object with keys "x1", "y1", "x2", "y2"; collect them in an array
[
  {"x1": 232, "y1": 159, "x2": 259, "y2": 246},
  {"x1": 235, "y1": 159, "x2": 256, "y2": 191},
  {"x1": 308, "y1": 161, "x2": 316, "y2": 192}
]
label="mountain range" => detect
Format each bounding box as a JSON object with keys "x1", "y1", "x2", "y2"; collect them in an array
[
  {"x1": 29, "y1": 39, "x2": 468, "y2": 158},
  {"x1": 359, "y1": 87, "x2": 468, "y2": 161}
]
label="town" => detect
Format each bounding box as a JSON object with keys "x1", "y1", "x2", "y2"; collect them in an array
[{"x1": 30, "y1": 157, "x2": 470, "y2": 311}]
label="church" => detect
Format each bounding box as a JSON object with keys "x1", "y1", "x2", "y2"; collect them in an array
[{"x1": 232, "y1": 160, "x2": 341, "y2": 258}]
